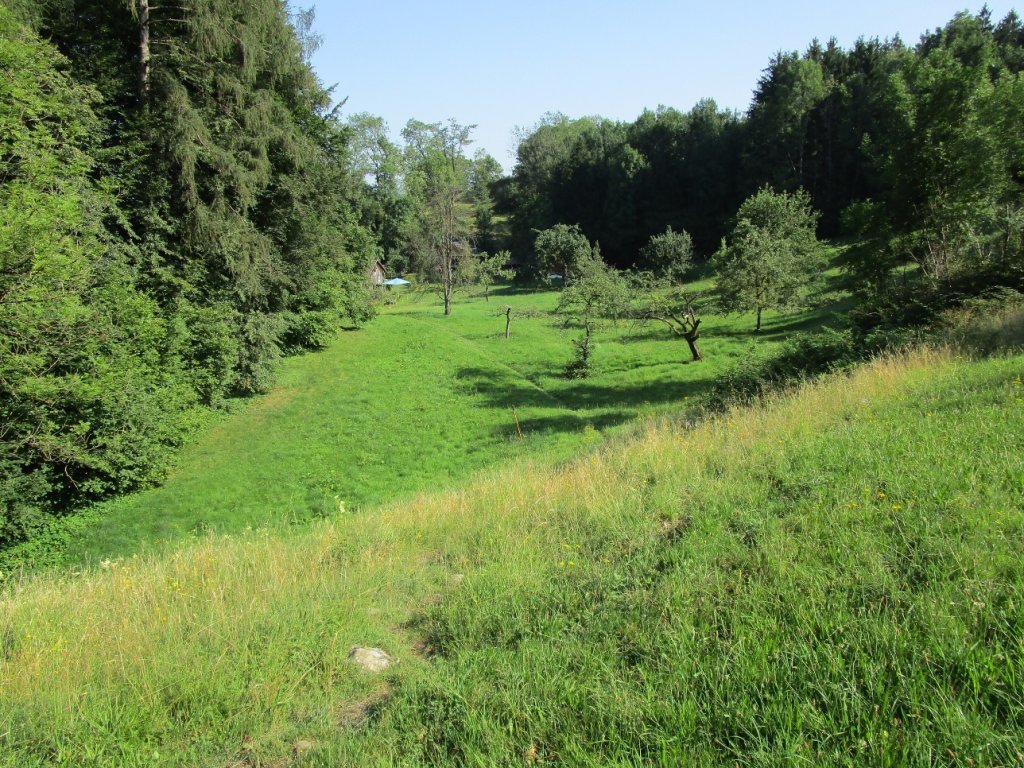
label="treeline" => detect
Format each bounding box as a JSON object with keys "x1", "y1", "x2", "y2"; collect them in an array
[
  {"x1": 0, "y1": 1, "x2": 380, "y2": 550},
  {"x1": 504, "y1": 8, "x2": 1024, "y2": 305}
]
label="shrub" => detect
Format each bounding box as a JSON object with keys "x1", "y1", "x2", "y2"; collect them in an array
[
  {"x1": 706, "y1": 328, "x2": 858, "y2": 409},
  {"x1": 563, "y1": 334, "x2": 594, "y2": 379}
]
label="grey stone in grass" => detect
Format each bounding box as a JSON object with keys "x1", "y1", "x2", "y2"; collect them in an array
[{"x1": 348, "y1": 646, "x2": 397, "y2": 673}]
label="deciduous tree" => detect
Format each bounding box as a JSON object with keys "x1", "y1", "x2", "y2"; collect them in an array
[
  {"x1": 534, "y1": 224, "x2": 604, "y2": 282},
  {"x1": 402, "y1": 120, "x2": 476, "y2": 315},
  {"x1": 556, "y1": 262, "x2": 628, "y2": 378},
  {"x1": 713, "y1": 187, "x2": 825, "y2": 331},
  {"x1": 628, "y1": 273, "x2": 705, "y2": 362},
  {"x1": 637, "y1": 226, "x2": 694, "y2": 281}
]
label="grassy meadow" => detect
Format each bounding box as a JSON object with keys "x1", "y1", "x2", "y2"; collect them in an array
[
  {"x1": 49, "y1": 277, "x2": 843, "y2": 566},
  {"x1": 1, "y1": 316, "x2": 1022, "y2": 765}
]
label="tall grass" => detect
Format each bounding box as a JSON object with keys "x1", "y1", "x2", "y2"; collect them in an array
[{"x1": 2, "y1": 338, "x2": 1022, "y2": 766}]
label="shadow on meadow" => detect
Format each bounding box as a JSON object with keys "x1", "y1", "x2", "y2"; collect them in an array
[
  {"x1": 455, "y1": 366, "x2": 714, "y2": 412},
  {"x1": 488, "y1": 283, "x2": 552, "y2": 298},
  {"x1": 711, "y1": 305, "x2": 850, "y2": 339},
  {"x1": 514, "y1": 410, "x2": 636, "y2": 436}
]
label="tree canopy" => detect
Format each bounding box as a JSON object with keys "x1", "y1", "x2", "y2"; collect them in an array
[
  {"x1": 712, "y1": 187, "x2": 825, "y2": 330},
  {"x1": 0, "y1": 1, "x2": 382, "y2": 550},
  {"x1": 503, "y1": 8, "x2": 1024, "y2": 303}
]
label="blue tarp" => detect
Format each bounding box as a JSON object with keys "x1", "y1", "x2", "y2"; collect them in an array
[{"x1": 383, "y1": 277, "x2": 411, "y2": 286}]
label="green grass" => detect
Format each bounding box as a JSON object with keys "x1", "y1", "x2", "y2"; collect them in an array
[
  {"x1": 63, "y1": 282, "x2": 841, "y2": 564},
  {"x1": 359, "y1": 349, "x2": 1024, "y2": 767},
  {"x1": 1, "y1": 342, "x2": 1021, "y2": 766}
]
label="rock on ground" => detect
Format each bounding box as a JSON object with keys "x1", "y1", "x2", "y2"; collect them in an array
[{"x1": 348, "y1": 646, "x2": 397, "y2": 673}]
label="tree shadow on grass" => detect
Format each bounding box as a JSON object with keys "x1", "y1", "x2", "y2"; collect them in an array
[
  {"x1": 489, "y1": 283, "x2": 553, "y2": 298},
  {"x1": 456, "y1": 366, "x2": 715, "y2": 412},
  {"x1": 612, "y1": 326, "x2": 684, "y2": 344},
  {"x1": 711, "y1": 306, "x2": 851, "y2": 339},
  {"x1": 513, "y1": 410, "x2": 636, "y2": 437}
]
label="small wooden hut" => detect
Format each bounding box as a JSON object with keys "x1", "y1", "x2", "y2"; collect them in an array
[{"x1": 369, "y1": 259, "x2": 386, "y2": 287}]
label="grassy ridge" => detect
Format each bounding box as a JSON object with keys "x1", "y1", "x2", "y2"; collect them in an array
[
  {"x1": 2, "y1": 338, "x2": 1022, "y2": 766},
  {"x1": 58, "y1": 284, "x2": 834, "y2": 566}
]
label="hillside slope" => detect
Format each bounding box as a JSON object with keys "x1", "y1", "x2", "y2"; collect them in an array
[
  {"x1": 53, "y1": 285, "x2": 820, "y2": 566},
  {"x1": 1, "y1": 342, "x2": 1022, "y2": 766}
]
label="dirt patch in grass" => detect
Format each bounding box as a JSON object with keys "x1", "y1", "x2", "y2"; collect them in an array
[{"x1": 336, "y1": 685, "x2": 392, "y2": 731}]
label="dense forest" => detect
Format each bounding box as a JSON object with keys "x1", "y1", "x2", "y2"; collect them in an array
[
  {"x1": 2, "y1": 3, "x2": 1023, "y2": 555},
  {"x1": 0, "y1": 0, "x2": 383, "y2": 550},
  {"x1": 504, "y1": 9, "x2": 1024, "y2": 280}
]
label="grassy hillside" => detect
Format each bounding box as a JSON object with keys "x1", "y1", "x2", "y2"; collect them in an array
[
  {"x1": 49, "y1": 281, "x2": 839, "y2": 566},
  {"x1": 2, "y1": 331, "x2": 1022, "y2": 766}
]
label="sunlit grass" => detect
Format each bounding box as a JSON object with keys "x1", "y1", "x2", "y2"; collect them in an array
[
  {"x1": 3, "y1": 333, "x2": 1022, "y2": 766},
  {"x1": 63, "y1": 281, "x2": 841, "y2": 565}
]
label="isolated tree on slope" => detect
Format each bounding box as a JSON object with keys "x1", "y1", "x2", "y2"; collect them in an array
[
  {"x1": 402, "y1": 119, "x2": 476, "y2": 315},
  {"x1": 471, "y1": 250, "x2": 514, "y2": 302},
  {"x1": 629, "y1": 272, "x2": 705, "y2": 362},
  {"x1": 534, "y1": 223, "x2": 604, "y2": 282},
  {"x1": 637, "y1": 226, "x2": 694, "y2": 281},
  {"x1": 713, "y1": 187, "x2": 824, "y2": 331},
  {"x1": 556, "y1": 261, "x2": 628, "y2": 378}
]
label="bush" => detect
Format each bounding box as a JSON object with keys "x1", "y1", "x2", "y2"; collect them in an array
[
  {"x1": 706, "y1": 328, "x2": 858, "y2": 409},
  {"x1": 232, "y1": 312, "x2": 285, "y2": 396},
  {"x1": 940, "y1": 288, "x2": 1024, "y2": 355},
  {"x1": 169, "y1": 301, "x2": 239, "y2": 408},
  {"x1": 283, "y1": 309, "x2": 337, "y2": 351},
  {"x1": 563, "y1": 334, "x2": 594, "y2": 379},
  {"x1": 710, "y1": 288, "x2": 1024, "y2": 413}
]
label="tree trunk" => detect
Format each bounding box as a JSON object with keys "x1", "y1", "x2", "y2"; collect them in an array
[
  {"x1": 684, "y1": 333, "x2": 703, "y2": 362},
  {"x1": 138, "y1": 0, "x2": 151, "y2": 99},
  {"x1": 755, "y1": 306, "x2": 762, "y2": 332},
  {"x1": 444, "y1": 288, "x2": 452, "y2": 315}
]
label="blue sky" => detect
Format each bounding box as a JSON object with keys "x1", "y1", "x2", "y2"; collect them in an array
[{"x1": 309, "y1": 1, "x2": 1017, "y2": 171}]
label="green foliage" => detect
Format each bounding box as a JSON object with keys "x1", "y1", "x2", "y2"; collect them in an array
[
  {"x1": 233, "y1": 312, "x2": 285, "y2": 395},
  {"x1": 170, "y1": 301, "x2": 240, "y2": 407},
  {"x1": 713, "y1": 187, "x2": 825, "y2": 329},
  {"x1": 0, "y1": 1, "x2": 383, "y2": 555},
  {"x1": 556, "y1": 262, "x2": 631, "y2": 378},
  {"x1": 400, "y1": 119, "x2": 477, "y2": 314},
  {"x1": 745, "y1": 53, "x2": 830, "y2": 191},
  {"x1": 346, "y1": 112, "x2": 408, "y2": 262},
  {"x1": 626, "y1": 270, "x2": 707, "y2": 361},
  {"x1": 636, "y1": 226, "x2": 694, "y2": 280},
  {"x1": 534, "y1": 223, "x2": 604, "y2": 280},
  {"x1": 0, "y1": 8, "x2": 196, "y2": 548},
  {"x1": 469, "y1": 150, "x2": 503, "y2": 251},
  {"x1": 469, "y1": 251, "x2": 514, "y2": 300},
  {"x1": 555, "y1": 259, "x2": 629, "y2": 322},
  {"x1": 562, "y1": 333, "x2": 595, "y2": 379},
  {"x1": 707, "y1": 328, "x2": 860, "y2": 408},
  {"x1": 505, "y1": 7, "x2": 1024, "y2": 291}
]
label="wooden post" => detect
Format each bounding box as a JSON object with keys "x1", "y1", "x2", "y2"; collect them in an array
[{"x1": 505, "y1": 306, "x2": 512, "y2": 339}]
